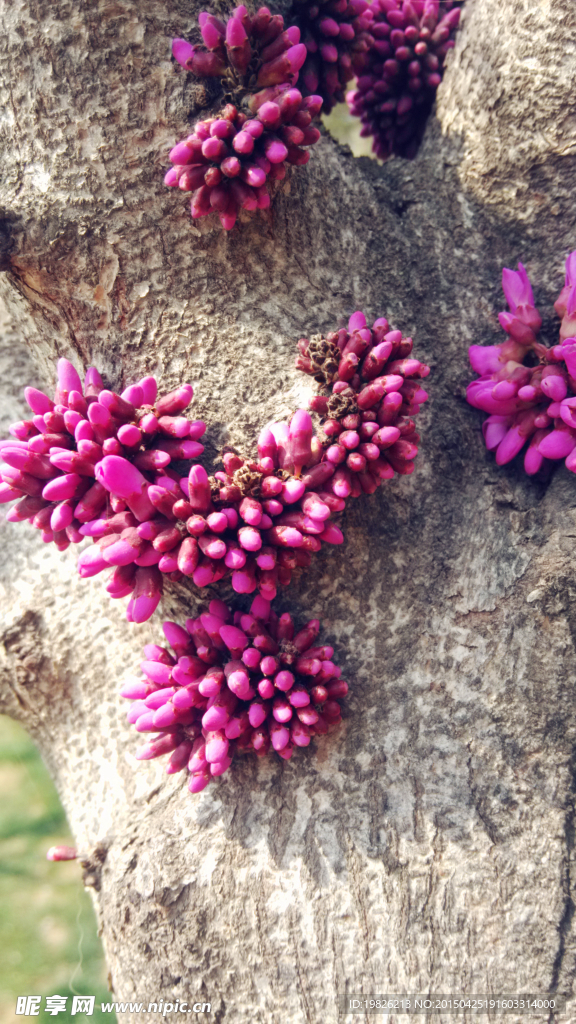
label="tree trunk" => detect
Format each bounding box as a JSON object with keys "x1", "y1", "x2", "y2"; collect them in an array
[{"x1": 1, "y1": 0, "x2": 576, "y2": 1020}]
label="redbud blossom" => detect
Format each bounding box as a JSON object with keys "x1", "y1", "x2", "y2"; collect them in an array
[
  {"x1": 0, "y1": 361, "x2": 205, "y2": 623},
  {"x1": 122, "y1": 597, "x2": 346, "y2": 792},
  {"x1": 289, "y1": 0, "x2": 375, "y2": 113},
  {"x1": 166, "y1": 92, "x2": 322, "y2": 232},
  {"x1": 168, "y1": 8, "x2": 322, "y2": 231},
  {"x1": 347, "y1": 0, "x2": 463, "y2": 161},
  {"x1": 172, "y1": 7, "x2": 307, "y2": 95},
  {"x1": 295, "y1": 311, "x2": 429, "y2": 494},
  {"x1": 467, "y1": 253, "x2": 576, "y2": 478}
]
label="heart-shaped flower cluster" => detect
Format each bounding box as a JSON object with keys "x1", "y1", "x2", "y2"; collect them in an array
[
  {"x1": 165, "y1": 91, "x2": 322, "y2": 231},
  {"x1": 346, "y1": 0, "x2": 461, "y2": 160},
  {"x1": 296, "y1": 311, "x2": 429, "y2": 496},
  {"x1": 121, "y1": 597, "x2": 346, "y2": 792},
  {"x1": 0, "y1": 361, "x2": 204, "y2": 624},
  {"x1": 467, "y1": 254, "x2": 576, "y2": 476},
  {"x1": 289, "y1": 0, "x2": 375, "y2": 113},
  {"x1": 0, "y1": 362, "x2": 349, "y2": 624}
]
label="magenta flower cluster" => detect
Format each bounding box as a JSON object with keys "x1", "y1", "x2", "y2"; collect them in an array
[
  {"x1": 180, "y1": 408, "x2": 344, "y2": 600},
  {"x1": 165, "y1": 93, "x2": 321, "y2": 232},
  {"x1": 2, "y1": 309, "x2": 432, "y2": 796},
  {"x1": 0, "y1": 364, "x2": 350, "y2": 622},
  {"x1": 0, "y1": 360, "x2": 206, "y2": 620},
  {"x1": 121, "y1": 597, "x2": 346, "y2": 792},
  {"x1": 467, "y1": 253, "x2": 576, "y2": 476},
  {"x1": 346, "y1": 0, "x2": 461, "y2": 160},
  {"x1": 296, "y1": 310, "x2": 429, "y2": 494},
  {"x1": 290, "y1": 0, "x2": 375, "y2": 113},
  {"x1": 172, "y1": 5, "x2": 307, "y2": 91},
  {"x1": 82, "y1": 407, "x2": 345, "y2": 618},
  {"x1": 168, "y1": 5, "x2": 323, "y2": 230}
]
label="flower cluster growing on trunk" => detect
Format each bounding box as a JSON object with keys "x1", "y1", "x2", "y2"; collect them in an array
[
  {"x1": 0, "y1": 361, "x2": 205, "y2": 622},
  {"x1": 0, "y1": 367, "x2": 350, "y2": 623},
  {"x1": 168, "y1": 5, "x2": 323, "y2": 230},
  {"x1": 172, "y1": 5, "x2": 307, "y2": 95},
  {"x1": 346, "y1": 0, "x2": 461, "y2": 160},
  {"x1": 296, "y1": 310, "x2": 429, "y2": 494},
  {"x1": 86, "y1": 407, "x2": 346, "y2": 615},
  {"x1": 181, "y1": 409, "x2": 344, "y2": 600},
  {"x1": 121, "y1": 597, "x2": 346, "y2": 792},
  {"x1": 2, "y1": 314, "x2": 430, "y2": 795},
  {"x1": 289, "y1": 0, "x2": 375, "y2": 113},
  {"x1": 165, "y1": 93, "x2": 321, "y2": 231},
  {"x1": 467, "y1": 253, "x2": 576, "y2": 476}
]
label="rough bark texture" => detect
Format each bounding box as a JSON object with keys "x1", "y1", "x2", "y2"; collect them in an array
[{"x1": 1, "y1": 0, "x2": 576, "y2": 1020}]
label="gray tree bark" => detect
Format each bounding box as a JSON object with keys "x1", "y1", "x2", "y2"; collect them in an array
[{"x1": 1, "y1": 0, "x2": 576, "y2": 1020}]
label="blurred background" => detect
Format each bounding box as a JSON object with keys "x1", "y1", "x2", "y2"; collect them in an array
[
  {"x1": 0, "y1": 104, "x2": 373, "y2": 1024},
  {"x1": 0, "y1": 717, "x2": 114, "y2": 1024},
  {"x1": 322, "y1": 103, "x2": 377, "y2": 160}
]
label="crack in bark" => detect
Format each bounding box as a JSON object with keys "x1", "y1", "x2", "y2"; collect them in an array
[
  {"x1": 289, "y1": 910, "x2": 314, "y2": 1024},
  {"x1": 466, "y1": 752, "x2": 499, "y2": 847}
]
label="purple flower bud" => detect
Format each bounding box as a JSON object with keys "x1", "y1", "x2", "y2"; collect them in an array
[
  {"x1": 219, "y1": 625, "x2": 249, "y2": 658},
  {"x1": 226, "y1": 16, "x2": 247, "y2": 47},
  {"x1": 270, "y1": 721, "x2": 290, "y2": 751},
  {"x1": 0, "y1": 482, "x2": 23, "y2": 502},
  {"x1": 56, "y1": 358, "x2": 83, "y2": 400},
  {"x1": 78, "y1": 546, "x2": 109, "y2": 578},
  {"x1": 127, "y1": 567, "x2": 163, "y2": 623},
  {"x1": 201, "y1": 20, "x2": 225, "y2": 50},
  {"x1": 238, "y1": 526, "x2": 262, "y2": 551},
  {"x1": 166, "y1": 740, "x2": 195, "y2": 774},
  {"x1": 232, "y1": 564, "x2": 258, "y2": 594},
  {"x1": 289, "y1": 409, "x2": 313, "y2": 473},
  {"x1": 188, "y1": 770, "x2": 211, "y2": 793},
  {"x1": 280, "y1": 478, "x2": 305, "y2": 506},
  {"x1": 50, "y1": 500, "x2": 75, "y2": 532},
  {"x1": 172, "y1": 38, "x2": 195, "y2": 68},
  {"x1": 188, "y1": 464, "x2": 211, "y2": 515},
  {"x1": 537, "y1": 429, "x2": 576, "y2": 461},
  {"x1": 502, "y1": 263, "x2": 536, "y2": 314},
  {"x1": 25, "y1": 387, "x2": 54, "y2": 415}
]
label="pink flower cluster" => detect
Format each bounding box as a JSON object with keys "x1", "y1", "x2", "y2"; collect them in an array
[
  {"x1": 346, "y1": 0, "x2": 461, "y2": 160},
  {"x1": 467, "y1": 253, "x2": 576, "y2": 475},
  {"x1": 168, "y1": 6, "x2": 323, "y2": 230},
  {"x1": 0, "y1": 362, "x2": 204, "y2": 620},
  {"x1": 122, "y1": 597, "x2": 346, "y2": 792},
  {"x1": 290, "y1": 0, "x2": 375, "y2": 113},
  {"x1": 172, "y1": 6, "x2": 307, "y2": 91},
  {"x1": 181, "y1": 410, "x2": 345, "y2": 600},
  {"x1": 165, "y1": 92, "x2": 321, "y2": 232},
  {"x1": 83, "y1": 409, "x2": 345, "y2": 618},
  {"x1": 296, "y1": 310, "x2": 429, "y2": 495},
  {"x1": 0, "y1": 361, "x2": 350, "y2": 623}
]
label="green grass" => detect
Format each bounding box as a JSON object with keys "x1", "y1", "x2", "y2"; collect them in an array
[{"x1": 0, "y1": 717, "x2": 115, "y2": 1024}]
